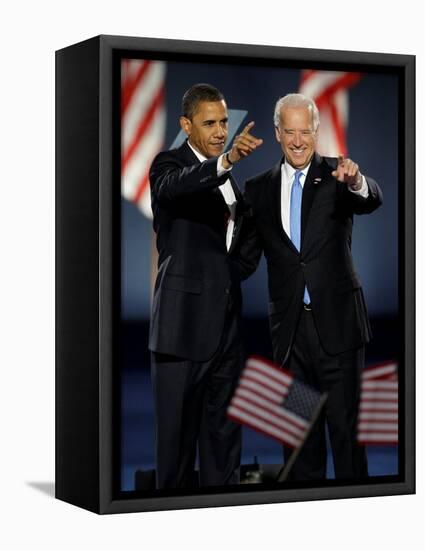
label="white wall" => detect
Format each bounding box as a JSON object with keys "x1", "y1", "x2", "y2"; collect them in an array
[{"x1": 1, "y1": 1, "x2": 422, "y2": 548}]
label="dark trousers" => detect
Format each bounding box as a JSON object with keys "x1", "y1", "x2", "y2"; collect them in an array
[
  {"x1": 283, "y1": 307, "x2": 368, "y2": 481},
  {"x1": 151, "y1": 305, "x2": 243, "y2": 489}
]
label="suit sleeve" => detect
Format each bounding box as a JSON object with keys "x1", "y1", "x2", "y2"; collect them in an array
[
  {"x1": 323, "y1": 157, "x2": 383, "y2": 215},
  {"x1": 343, "y1": 176, "x2": 383, "y2": 215},
  {"x1": 150, "y1": 150, "x2": 228, "y2": 204},
  {"x1": 230, "y1": 181, "x2": 264, "y2": 281}
]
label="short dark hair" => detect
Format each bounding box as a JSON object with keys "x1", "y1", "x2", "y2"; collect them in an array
[{"x1": 182, "y1": 83, "x2": 225, "y2": 120}]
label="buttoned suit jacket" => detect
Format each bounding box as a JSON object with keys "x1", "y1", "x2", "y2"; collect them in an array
[
  {"x1": 242, "y1": 153, "x2": 383, "y2": 365},
  {"x1": 148, "y1": 140, "x2": 252, "y2": 362}
]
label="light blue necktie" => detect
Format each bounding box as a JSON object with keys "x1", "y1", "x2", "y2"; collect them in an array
[{"x1": 290, "y1": 170, "x2": 311, "y2": 305}]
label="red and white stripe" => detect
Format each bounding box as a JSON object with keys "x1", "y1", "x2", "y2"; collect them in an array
[
  {"x1": 121, "y1": 59, "x2": 166, "y2": 218},
  {"x1": 227, "y1": 356, "x2": 309, "y2": 448},
  {"x1": 357, "y1": 361, "x2": 398, "y2": 445},
  {"x1": 299, "y1": 70, "x2": 362, "y2": 157}
]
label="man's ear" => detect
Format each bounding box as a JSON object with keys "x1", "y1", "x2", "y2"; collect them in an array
[
  {"x1": 313, "y1": 126, "x2": 319, "y2": 145},
  {"x1": 180, "y1": 116, "x2": 191, "y2": 137},
  {"x1": 274, "y1": 126, "x2": 281, "y2": 144}
]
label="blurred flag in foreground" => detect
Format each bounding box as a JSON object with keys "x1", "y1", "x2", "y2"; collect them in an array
[
  {"x1": 121, "y1": 59, "x2": 167, "y2": 218},
  {"x1": 299, "y1": 70, "x2": 362, "y2": 157},
  {"x1": 357, "y1": 361, "x2": 398, "y2": 445},
  {"x1": 227, "y1": 356, "x2": 326, "y2": 449}
]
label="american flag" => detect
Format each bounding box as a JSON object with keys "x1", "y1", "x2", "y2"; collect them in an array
[
  {"x1": 121, "y1": 59, "x2": 167, "y2": 218},
  {"x1": 227, "y1": 356, "x2": 325, "y2": 449},
  {"x1": 357, "y1": 361, "x2": 398, "y2": 445},
  {"x1": 299, "y1": 70, "x2": 362, "y2": 157}
]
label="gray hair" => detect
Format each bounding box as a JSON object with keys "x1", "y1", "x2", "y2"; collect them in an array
[{"x1": 273, "y1": 93, "x2": 320, "y2": 132}]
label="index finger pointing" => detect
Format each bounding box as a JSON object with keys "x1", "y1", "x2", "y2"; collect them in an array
[
  {"x1": 241, "y1": 121, "x2": 255, "y2": 135},
  {"x1": 338, "y1": 154, "x2": 344, "y2": 166}
]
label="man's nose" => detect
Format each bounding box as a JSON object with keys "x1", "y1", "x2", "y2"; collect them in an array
[
  {"x1": 293, "y1": 132, "x2": 302, "y2": 146},
  {"x1": 215, "y1": 124, "x2": 226, "y2": 137}
]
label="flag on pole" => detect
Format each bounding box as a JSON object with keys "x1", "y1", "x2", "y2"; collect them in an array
[
  {"x1": 121, "y1": 59, "x2": 167, "y2": 218},
  {"x1": 227, "y1": 356, "x2": 325, "y2": 449},
  {"x1": 299, "y1": 70, "x2": 362, "y2": 157},
  {"x1": 357, "y1": 361, "x2": 398, "y2": 445}
]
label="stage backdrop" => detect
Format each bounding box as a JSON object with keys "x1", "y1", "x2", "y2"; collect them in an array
[{"x1": 121, "y1": 61, "x2": 398, "y2": 321}]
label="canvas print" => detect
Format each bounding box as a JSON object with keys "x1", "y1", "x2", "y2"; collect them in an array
[{"x1": 119, "y1": 55, "x2": 399, "y2": 496}]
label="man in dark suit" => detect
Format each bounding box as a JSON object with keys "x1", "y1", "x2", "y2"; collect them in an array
[
  {"x1": 149, "y1": 83, "x2": 262, "y2": 489},
  {"x1": 242, "y1": 93, "x2": 383, "y2": 480}
]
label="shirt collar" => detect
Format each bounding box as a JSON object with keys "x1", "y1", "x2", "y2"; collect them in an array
[
  {"x1": 282, "y1": 160, "x2": 312, "y2": 187},
  {"x1": 187, "y1": 140, "x2": 207, "y2": 163}
]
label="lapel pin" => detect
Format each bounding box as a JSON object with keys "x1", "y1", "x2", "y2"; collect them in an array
[{"x1": 313, "y1": 178, "x2": 322, "y2": 185}]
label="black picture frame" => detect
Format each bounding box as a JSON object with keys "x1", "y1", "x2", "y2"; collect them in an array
[{"x1": 55, "y1": 34, "x2": 415, "y2": 514}]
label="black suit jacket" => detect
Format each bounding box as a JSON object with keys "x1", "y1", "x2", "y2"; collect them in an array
[
  {"x1": 242, "y1": 153, "x2": 383, "y2": 364},
  {"x1": 148, "y1": 141, "x2": 252, "y2": 362}
]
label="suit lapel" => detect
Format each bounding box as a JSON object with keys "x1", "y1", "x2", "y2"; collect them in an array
[
  {"x1": 270, "y1": 161, "x2": 282, "y2": 230},
  {"x1": 301, "y1": 153, "x2": 322, "y2": 245},
  {"x1": 227, "y1": 174, "x2": 244, "y2": 254},
  {"x1": 271, "y1": 160, "x2": 299, "y2": 253},
  {"x1": 229, "y1": 173, "x2": 242, "y2": 203},
  {"x1": 178, "y1": 140, "x2": 201, "y2": 166}
]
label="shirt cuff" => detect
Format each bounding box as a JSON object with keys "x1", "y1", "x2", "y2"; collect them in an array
[
  {"x1": 217, "y1": 153, "x2": 233, "y2": 176},
  {"x1": 349, "y1": 175, "x2": 369, "y2": 198}
]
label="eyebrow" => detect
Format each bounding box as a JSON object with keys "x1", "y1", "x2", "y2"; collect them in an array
[
  {"x1": 282, "y1": 128, "x2": 313, "y2": 133},
  {"x1": 282, "y1": 126, "x2": 312, "y2": 130},
  {"x1": 202, "y1": 117, "x2": 229, "y2": 125}
]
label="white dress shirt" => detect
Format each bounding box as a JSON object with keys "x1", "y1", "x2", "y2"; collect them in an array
[
  {"x1": 188, "y1": 142, "x2": 236, "y2": 251},
  {"x1": 280, "y1": 161, "x2": 369, "y2": 238}
]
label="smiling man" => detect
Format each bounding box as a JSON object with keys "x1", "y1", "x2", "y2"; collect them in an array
[
  {"x1": 148, "y1": 83, "x2": 262, "y2": 489},
  {"x1": 241, "y1": 93, "x2": 383, "y2": 481}
]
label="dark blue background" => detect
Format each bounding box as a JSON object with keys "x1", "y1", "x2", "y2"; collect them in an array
[{"x1": 122, "y1": 63, "x2": 398, "y2": 320}]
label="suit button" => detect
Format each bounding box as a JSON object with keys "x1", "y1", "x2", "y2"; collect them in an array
[
  {"x1": 225, "y1": 288, "x2": 230, "y2": 294},
  {"x1": 300, "y1": 261, "x2": 306, "y2": 267}
]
